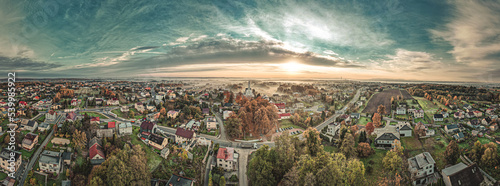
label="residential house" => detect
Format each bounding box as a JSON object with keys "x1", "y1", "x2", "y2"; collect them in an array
[
  {"x1": 148, "y1": 134, "x2": 168, "y2": 150},
  {"x1": 70, "y1": 99, "x2": 79, "y2": 106},
  {"x1": 485, "y1": 108, "x2": 494, "y2": 115},
  {"x1": 408, "y1": 152, "x2": 436, "y2": 185},
  {"x1": 175, "y1": 128, "x2": 196, "y2": 144},
  {"x1": 161, "y1": 148, "x2": 170, "y2": 159},
  {"x1": 135, "y1": 102, "x2": 145, "y2": 113},
  {"x1": 22, "y1": 133, "x2": 39, "y2": 151},
  {"x1": 467, "y1": 119, "x2": 480, "y2": 128},
  {"x1": 490, "y1": 123, "x2": 498, "y2": 131},
  {"x1": 62, "y1": 152, "x2": 72, "y2": 166},
  {"x1": 415, "y1": 123, "x2": 435, "y2": 138},
  {"x1": 147, "y1": 112, "x2": 160, "y2": 121},
  {"x1": 118, "y1": 122, "x2": 133, "y2": 135},
  {"x1": 326, "y1": 122, "x2": 340, "y2": 137},
  {"x1": 413, "y1": 109, "x2": 424, "y2": 118},
  {"x1": 107, "y1": 98, "x2": 119, "y2": 106},
  {"x1": 396, "y1": 107, "x2": 406, "y2": 115},
  {"x1": 433, "y1": 114, "x2": 443, "y2": 122},
  {"x1": 441, "y1": 111, "x2": 449, "y2": 118},
  {"x1": 473, "y1": 111, "x2": 482, "y2": 117},
  {"x1": 140, "y1": 121, "x2": 157, "y2": 134},
  {"x1": 120, "y1": 105, "x2": 129, "y2": 113},
  {"x1": 217, "y1": 147, "x2": 238, "y2": 171},
  {"x1": 66, "y1": 112, "x2": 77, "y2": 122},
  {"x1": 223, "y1": 110, "x2": 234, "y2": 120},
  {"x1": 38, "y1": 122, "x2": 51, "y2": 132},
  {"x1": 454, "y1": 112, "x2": 464, "y2": 119},
  {"x1": 23, "y1": 120, "x2": 38, "y2": 132},
  {"x1": 465, "y1": 112, "x2": 475, "y2": 118},
  {"x1": 441, "y1": 163, "x2": 485, "y2": 186},
  {"x1": 205, "y1": 116, "x2": 217, "y2": 131},
  {"x1": 444, "y1": 124, "x2": 460, "y2": 134},
  {"x1": 45, "y1": 110, "x2": 57, "y2": 121},
  {"x1": 39, "y1": 150, "x2": 62, "y2": 174},
  {"x1": 166, "y1": 174, "x2": 194, "y2": 186},
  {"x1": 350, "y1": 113, "x2": 360, "y2": 119},
  {"x1": 167, "y1": 110, "x2": 179, "y2": 119},
  {"x1": 274, "y1": 103, "x2": 286, "y2": 113},
  {"x1": 90, "y1": 117, "x2": 100, "y2": 125},
  {"x1": 0, "y1": 148, "x2": 22, "y2": 173},
  {"x1": 481, "y1": 117, "x2": 492, "y2": 125},
  {"x1": 375, "y1": 132, "x2": 400, "y2": 148},
  {"x1": 89, "y1": 139, "x2": 105, "y2": 165},
  {"x1": 96, "y1": 129, "x2": 114, "y2": 138},
  {"x1": 278, "y1": 113, "x2": 291, "y2": 120},
  {"x1": 108, "y1": 121, "x2": 116, "y2": 131},
  {"x1": 397, "y1": 123, "x2": 412, "y2": 137},
  {"x1": 453, "y1": 132, "x2": 465, "y2": 142}
]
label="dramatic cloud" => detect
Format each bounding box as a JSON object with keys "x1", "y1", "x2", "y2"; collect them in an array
[
  {"x1": 376, "y1": 49, "x2": 442, "y2": 72},
  {"x1": 0, "y1": 56, "x2": 62, "y2": 71}
]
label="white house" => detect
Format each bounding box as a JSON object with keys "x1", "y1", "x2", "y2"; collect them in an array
[
  {"x1": 413, "y1": 109, "x2": 424, "y2": 118},
  {"x1": 397, "y1": 123, "x2": 413, "y2": 137},
  {"x1": 217, "y1": 147, "x2": 238, "y2": 171},
  {"x1": 396, "y1": 107, "x2": 406, "y2": 115},
  {"x1": 327, "y1": 123, "x2": 340, "y2": 137},
  {"x1": 433, "y1": 114, "x2": 444, "y2": 122},
  {"x1": 205, "y1": 116, "x2": 217, "y2": 130},
  {"x1": 408, "y1": 152, "x2": 436, "y2": 185}
]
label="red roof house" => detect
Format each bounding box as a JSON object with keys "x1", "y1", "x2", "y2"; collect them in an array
[{"x1": 108, "y1": 122, "x2": 116, "y2": 129}]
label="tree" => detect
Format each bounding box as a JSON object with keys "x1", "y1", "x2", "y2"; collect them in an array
[
  {"x1": 293, "y1": 113, "x2": 301, "y2": 125},
  {"x1": 357, "y1": 142, "x2": 375, "y2": 158},
  {"x1": 350, "y1": 125, "x2": 359, "y2": 135},
  {"x1": 72, "y1": 130, "x2": 87, "y2": 153},
  {"x1": 377, "y1": 105, "x2": 386, "y2": 115},
  {"x1": 414, "y1": 122, "x2": 427, "y2": 138},
  {"x1": 481, "y1": 142, "x2": 498, "y2": 167},
  {"x1": 247, "y1": 145, "x2": 277, "y2": 185},
  {"x1": 129, "y1": 110, "x2": 135, "y2": 118},
  {"x1": 365, "y1": 122, "x2": 375, "y2": 135},
  {"x1": 340, "y1": 133, "x2": 356, "y2": 159},
  {"x1": 383, "y1": 150, "x2": 402, "y2": 173},
  {"x1": 470, "y1": 140, "x2": 484, "y2": 162},
  {"x1": 372, "y1": 113, "x2": 382, "y2": 128},
  {"x1": 159, "y1": 107, "x2": 166, "y2": 116},
  {"x1": 225, "y1": 116, "x2": 242, "y2": 139},
  {"x1": 444, "y1": 140, "x2": 460, "y2": 165},
  {"x1": 220, "y1": 176, "x2": 226, "y2": 186},
  {"x1": 303, "y1": 128, "x2": 323, "y2": 157}
]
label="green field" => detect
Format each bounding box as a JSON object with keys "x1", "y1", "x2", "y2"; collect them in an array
[
  {"x1": 401, "y1": 137, "x2": 422, "y2": 151},
  {"x1": 79, "y1": 111, "x2": 108, "y2": 119},
  {"x1": 357, "y1": 116, "x2": 371, "y2": 126},
  {"x1": 323, "y1": 145, "x2": 338, "y2": 153},
  {"x1": 361, "y1": 146, "x2": 387, "y2": 182},
  {"x1": 279, "y1": 119, "x2": 304, "y2": 130},
  {"x1": 131, "y1": 127, "x2": 162, "y2": 171}
]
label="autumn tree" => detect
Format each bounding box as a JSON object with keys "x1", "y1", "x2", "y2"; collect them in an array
[
  {"x1": 377, "y1": 105, "x2": 386, "y2": 115},
  {"x1": 470, "y1": 140, "x2": 484, "y2": 162},
  {"x1": 365, "y1": 122, "x2": 375, "y2": 135},
  {"x1": 414, "y1": 122, "x2": 427, "y2": 138},
  {"x1": 383, "y1": 150, "x2": 402, "y2": 173},
  {"x1": 73, "y1": 130, "x2": 87, "y2": 153},
  {"x1": 357, "y1": 142, "x2": 374, "y2": 158},
  {"x1": 340, "y1": 133, "x2": 356, "y2": 159},
  {"x1": 444, "y1": 140, "x2": 460, "y2": 165},
  {"x1": 481, "y1": 142, "x2": 498, "y2": 168},
  {"x1": 225, "y1": 116, "x2": 242, "y2": 139},
  {"x1": 159, "y1": 107, "x2": 166, "y2": 116},
  {"x1": 303, "y1": 128, "x2": 323, "y2": 157},
  {"x1": 292, "y1": 113, "x2": 301, "y2": 125},
  {"x1": 372, "y1": 113, "x2": 382, "y2": 128},
  {"x1": 91, "y1": 144, "x2": 150, "y2": 185}
]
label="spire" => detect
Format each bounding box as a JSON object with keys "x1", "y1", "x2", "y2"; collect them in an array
[{"x1": 248, "y1": 81, "x2": 251, "y2": 89}]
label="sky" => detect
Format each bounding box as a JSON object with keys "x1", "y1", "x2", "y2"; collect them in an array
[{"x1": 1, "y1": 0, "x2": 499, "y2": 82}]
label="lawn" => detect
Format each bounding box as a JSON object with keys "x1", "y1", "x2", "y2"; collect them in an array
[
  {"x1": 361, "y1": 147, "x2": 387, "y2": 182},
  {"x1": 323, "y1": 145, "x2": 338, "y2": 153},
  {"x1": 111, "y1": 109, "x2": 126, "y2": 118},
  {"x1": 36, "y1": 115, "x2": 45, "y2": 123},
  {"x1": 279, "y1": 119, "x2": 304, "y2": 130},
  {"x1": 414, "y1": 118, "x2": 427, "y2": 124},
  {"x1": 20, "y1": 149, "x2": 35, "y2": 160},
  {"x1": 478, "y1": 137, "x2": 493, "y2": 144},
  {"x1": 357, "y1": 116, "x2": 371, "y2": 126},
  {"x1": 79, "y1": 112, "x2": 109, "y2": 119},
  {"x1": 0, "y1": 172, "x2": 7, "y2": 180},
  {"x1": 131, "y1": 127, "x2": 162, "y2": 171},
  {"x1": 401, "y1": 137, "x2": 423, "y2": 151}
]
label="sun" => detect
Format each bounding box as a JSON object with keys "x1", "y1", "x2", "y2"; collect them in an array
[{"x1": 285, "y1": 62, "x2": 302, "y2": 73}]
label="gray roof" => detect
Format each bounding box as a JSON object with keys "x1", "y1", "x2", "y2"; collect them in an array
[
  {"x1": 27, "y1": 120, "x2": 37, "y2": 127},
  {"x1": 442, "y1": 163, "x2": 468, "y2": 176},
  {"x1": 39, "y1": 150, "x2": 61, "y2": 164},
  {"x1": 118, "y1": 122, "x2": 132, "y2": 128},
  {"x1": 0, "y1": 148, "x2": 21, "y2": 160},
  {"x1": 39, "y1": 122, "x2": 50, "y2": 128},
  {"x1": 166, "y1": 174, "x2": 194, "y2": 186},
  {"x1": 400, "y1": 125, "x2": 412, "y2": 130},
  {"x1": 62, "y1": 152, "x2": 72, "y2": 160},
  {"x1": 446, "y1": 124, "x2": 458, "y2": 130},
  {"x1": 376, "y1": 132, "x2": 400, "y2": 141}
]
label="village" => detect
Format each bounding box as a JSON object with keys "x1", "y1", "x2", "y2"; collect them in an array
[{"x1": 0, "y1": 80, "x2": 499, "y2": 186}]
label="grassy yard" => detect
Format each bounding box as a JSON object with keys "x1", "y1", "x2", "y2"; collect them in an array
[
  {"x1": 131, "y1": 127, "x2": 162, "y2": 171},
  {"x1": 357, "y1": 116, "x2": 371, "y2": 126},
  {"x1": 401, "y1": 137, "x2": 423, "y2": 151},
  {"x1": 279, "y1": 119, "x2": 304, "y2": 130},
  {"x1": 36, "y1": 115, "x2": 45, "y2": 123},
  {"x1": 478, "y1": 137, "x2": 493, "y2": 144},
  {"x1": 414, "y1": 118, "x2": 427, "y2": 124},
  {"x1": 361, "y1": 147, "x2": 387, "y2": 183},
  {"x1": 79, "y1": 112, "x2": 109, "y2": 119},
  {"x1": 0, "y1": 172, "x2": 7, "y2": 180},
  {"x1": 111, "y1": 109, "x2": 126, "y2": 118},
  {"x1": 20, "y1": 149, "x2": 35, "y2": 160},
  {"x1": 323, "y1": 145, "x2": 338, "y2": 153},
  {"x1": 416, "y1": 97, "x2": 439, "y2": 111}
]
